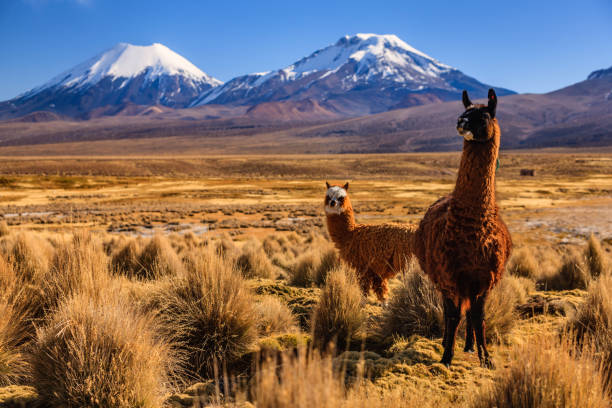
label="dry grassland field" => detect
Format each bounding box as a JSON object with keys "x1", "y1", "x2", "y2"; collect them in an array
[{"x1": 0, "y1": 151, "x2": 611, "y2": 407}]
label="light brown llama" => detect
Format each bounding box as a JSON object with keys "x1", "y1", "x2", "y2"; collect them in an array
[
  {"x1": 414, "y1": 89, "x2": 512, "y2": 368},
  {"x1": 324, "y1": 182, "x2": 416, "y2": 302}
]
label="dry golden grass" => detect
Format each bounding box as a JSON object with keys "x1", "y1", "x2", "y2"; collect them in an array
[
  {"x1": 381, "y1": 259, "x2": 443, "y2": 339},
  {"x1": 250, "y1": 348, "x2": 445, "y2": 408},
  {"x1": 32, "y1": 290, "x2": 175, "y2": 407},
  {"x1": 255, "y1": 296, "x2": 299, "y2": 336},
  {"x1": 235, "y1": 239, "x2": 277, "y2": 279},
  {"x1": 312, "y1": 266, "x2": 365, "y2": 351},
  {"x1": 585, "y1": 234, "x2": 609, "y2": 278},
  {"x1": 151, "y1": 248, "x2": 257, "y2": 378},
  {"x1": 111, "y1": 237, "x2": 142, "y2": 275},
  {"x1": 0, "y1": 152, "x2": 609, "y2": 406},
  {"x1": 137, "y1": 235, "x2": 184, "y2": 279},
  {"x1": 469, "y1": 335, "x2": 610, "y2": 408},
  {"x1": 565, "y1": 275, "x2": 612, "y2": 393},
  {"x1": 0, "y1": 258, "x2": 30, "y2": 386},
  {"x1": 543, "y1": 249, "x2": 590, "y2": 290},
  {"x1": 506, "y1": 247, "x2": 539, "y2": 280}
]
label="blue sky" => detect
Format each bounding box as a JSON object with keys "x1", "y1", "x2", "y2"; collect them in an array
[{"x1": 1, "y1": 0, "x2": 611, "y2": 100}]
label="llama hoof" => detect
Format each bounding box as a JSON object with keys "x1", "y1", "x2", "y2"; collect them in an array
[
  {"x1": 463, "y1": 346, "x2": 475, "y2": 353},
  {"x1": 439, "y1": 357, "x2": 452, "y2": 368}
]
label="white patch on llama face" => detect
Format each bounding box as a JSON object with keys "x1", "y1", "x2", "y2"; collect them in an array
[
  {"x1": 324, "y1": 186, "x2": 347, "y2": 214},
  {"x1": 458, "y1": 128, "x2": 474, "y2": 140}
]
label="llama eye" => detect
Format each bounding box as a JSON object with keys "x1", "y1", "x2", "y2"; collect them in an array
[{"x1": 338, "y1": 197, "x2": 344, "y2": 203}]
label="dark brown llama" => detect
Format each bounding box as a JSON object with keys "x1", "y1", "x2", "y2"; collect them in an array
[{"x1": 414, "y1": 89, "x2": 512, "y2": 368}]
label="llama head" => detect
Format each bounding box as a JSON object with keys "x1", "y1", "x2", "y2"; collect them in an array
[
  {"x1": 324, "y1": 182, "x2": 350, "y2": 215},
  {"x1": 456, "y1": 89, "x2": 497, "y2": 142}
]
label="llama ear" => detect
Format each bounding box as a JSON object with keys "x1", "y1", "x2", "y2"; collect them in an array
[
  {"x1": 487, "y1": 88, "x2": 497, "y2": 118},
  {"x1": 462, "y1": 90, "x2": 472, "y2": 109},
  {"x1": 343, "y1": 182, "x2": 349, "y2": 191},
  {"x1": 325, "y1": 181, "x2": 330, "y2": 189}
]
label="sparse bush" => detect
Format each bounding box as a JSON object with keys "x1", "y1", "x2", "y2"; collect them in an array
[
  {"x1": 32, "y1": 291, "x2": 174, "y2": 407},
  {"x1": 0, "y1": 221, "x2": 10, "y2": 237},
  {"x1": 255, "y1": 296, "x2": 298, "y2": 336},
  {"x1": 0, "y1": 268, "x2": 30, "y2": 386},
  {"x1": 313, "y1": 247, "x2": 340, "y2": 286},
  {"x1": 251, "y1": 348, "x2": 441, "y2": 408},
  {"x1": 43, "y1": 232, "x2": 111, "y2": 313},
  {"x1": 152, "y1": 249, "x2": 257, "y2": 377},
  {"x1": 543, "y1": 249, "x2": 589, "y2": 290},
  {"x1": 585, "y1": 234, "x2": 608, "y2": 278},
  {"x1": 8, "y1": 232, "x2": 52, "y2": 282},
  {"x1": 565, "y1": 275, "x2": 612, "y2": 393},
  {"x1": 381, "y1": 260, "x2": 443, "y2": 339},
  {"x1": 506, "y1": 247, "x2": 539, "y2": 280},
  {"x1": 137, "y1": 235, "x2": 184, "y2": 279},
  {"x1": 235, "y1": 239, "x2": 276, "y2": 279},
  {"x1": 111, "y1": 238, "x2": 142, "y2": 276},
  {"x1": 312, "y1": 266, "x2": 365, "y2": 350},
  {"x1": 213, "y1": 234, "x2": 239, "y2": 260},
  {"x1": 290, "y1": 252, "x2": 319, "y2": 286},
  {"x1": 289, "y1": 243, "x2": 340, "y2": 287},
  {"x1": 469, "y1": 336, "x2": 610, "y2": 408}
]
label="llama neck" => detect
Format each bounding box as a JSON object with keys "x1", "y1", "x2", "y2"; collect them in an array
[
  {"x1": 326, "y1": 208, "x2": 356, "y2": 246},
  {"x1": 451, "y1": 122, "x2": 500, "y2": 215}
]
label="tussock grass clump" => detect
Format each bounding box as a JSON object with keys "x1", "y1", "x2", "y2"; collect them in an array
[
  {"x1": 137, "y1": 235, "x2": 184, "y2": 279},
  {"x1": 44, "y1": 232, "x2": 111, "y2": 313},
  {"x1": 288, "y1": 244, "x2": 340, "y2": 287},
  {"x1": 0, "y1": 269, "x2": 30, "y2": 386},
  {"x1": 153, "y1": 249, "x2": 257, "y2": 377},
  {"x1": 381, "y1": 260, "x2": 443, "y2": 339},
  {"x1": 255, "y1": 296, "x2": 298, "y2": 336},
  {"x1": 0, "y1": 221, "x2": 10, "y2": 237},
  {"x1": 312, "y1": 266, "x2": 365, "y2": 350},
  {"x1": 32, "y1": 291, "x2": 174, "y2": 408},
  {"x1": 585, "y1": 234, "x2": 609, "y2": 278},
  {"x1": 565, "y1": 275, "x2": 612, "y2": 392},
  {"x1": 506, "y1": 247, "x2": 539, "y2": 280},
  {"x1": 8, "y1": 232, "x2": 52, "y2": 282},
  {"x1": 213, "y1": 233, "x2": 239, "y2": 260},
  {"x1": 289, "y1": 252, "x2": 320, "y2": 286},
  {"x1": 235, "y1": 239, "x2": 277, "y2": 279},
  {"x1": 469, "y1": 336, "x2": 610, "y2": 408},
  {"x1": 543, "y1": 249, "x2": 589, "y2": 290},
  {"x1": 251, "y1": 349, "x2": 441, "y2": 408},
  {"x1": 111, "y1": 238, "x2": 142, "y2": 276},
  {"x1": 480, "y1": 275, "x2": 524, "y2": 343}
]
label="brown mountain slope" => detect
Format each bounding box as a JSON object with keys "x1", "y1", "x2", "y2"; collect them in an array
[{"x1": 0, "y1": 75, "x2": 609, "y2": 155}]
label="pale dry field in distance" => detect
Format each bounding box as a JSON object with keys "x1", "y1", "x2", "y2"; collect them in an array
[{"x1": 0, "y1": 151, "x2": 611, "y2": 407}]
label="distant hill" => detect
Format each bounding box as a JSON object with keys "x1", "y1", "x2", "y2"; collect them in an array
[{"x1": 0, "y1": 47, "x2": 609, "y2": 154}]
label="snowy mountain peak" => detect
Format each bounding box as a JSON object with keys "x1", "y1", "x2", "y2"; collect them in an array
[
  {"x1": 276, "y1": 33, "x2": 451, "y2": 83},
  {"x1": 31, "y1": 42, "x2": 221, "y2": 94},
  {"x1": 194, "y1": 33, "x2": 460, "y2": 107}
]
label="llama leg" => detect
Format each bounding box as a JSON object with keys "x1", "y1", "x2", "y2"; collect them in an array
[
  {"x1": 463, "y1": 308, "x2": 475, "y2": 353},
  {"x1": 440, "y1": 297, "x2": 461, "y2": 367},
  {"x1": 373, "y1": 276, "x2": 388, "y2": 304},
  {"x1": 357, "y1": 271, "x2": 371, "y2": 297},
  {"x1": 472, "y1": 296, "x2": 493, "y2": 369}
]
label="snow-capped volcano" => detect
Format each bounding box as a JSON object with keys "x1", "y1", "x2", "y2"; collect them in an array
[
  {"x1": 2, "y1": 43, "x2": 221, "y2": 119},
  {"x1": 193, "y1": 33, "x2": 514, "y2": 114}
]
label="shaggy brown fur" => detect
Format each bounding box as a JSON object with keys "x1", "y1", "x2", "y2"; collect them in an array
[
  {"x1": 414, "y1": 89, "x2": 512, "y2": 368},
  {"x1": 324, "y1": 182, "x2": 416, "y2": 301}
]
